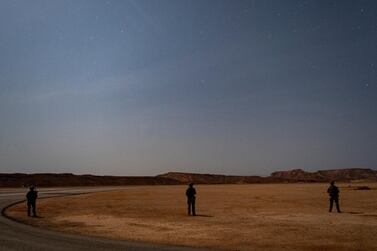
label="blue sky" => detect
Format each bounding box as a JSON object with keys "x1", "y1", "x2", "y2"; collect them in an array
[{"x1": 0, "y1": 0, "x2": 376, "y2": 175}]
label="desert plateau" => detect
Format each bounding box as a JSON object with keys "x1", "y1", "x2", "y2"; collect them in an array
[{"x1": 6, "y1": 183, "x2": 377, "y2": 251}]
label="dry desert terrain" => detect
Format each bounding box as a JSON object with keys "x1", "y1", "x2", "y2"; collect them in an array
[{"x1": 6, "y1": 183, "x2": 377, "y2": 251}]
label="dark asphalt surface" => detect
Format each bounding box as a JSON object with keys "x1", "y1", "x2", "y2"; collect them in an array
[{"x1": 0, "y1": 187, "x2": 215, "y2": 251}]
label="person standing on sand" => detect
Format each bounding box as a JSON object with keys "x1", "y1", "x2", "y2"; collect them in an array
[
  {"x1": 26, "y1": 186, "x2": 38, "y2": 217},
  {"x1": 327, "y1": 181, "x2": 341, "y2": 213},
  {"x1": 186, "y1": 183, "x2": 196, "y2": 216}
]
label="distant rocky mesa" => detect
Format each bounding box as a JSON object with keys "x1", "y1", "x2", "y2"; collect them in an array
[
  {"x1": 0, "y1": 168, "x2": 376, "y2": 187},
  {"x1": 270, "y1": 168, "x2": 377, "y2": 182}
]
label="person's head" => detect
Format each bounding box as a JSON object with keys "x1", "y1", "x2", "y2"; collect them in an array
[
  {"x1": 330, "y1": 181, "x2": 335, "y2": 186},
  {"x1": 189, "y1": 183, "x2": 194, "y2": 188},
  {"x1": 29, "y1": 186, "x2": 35, "y2": 191}
]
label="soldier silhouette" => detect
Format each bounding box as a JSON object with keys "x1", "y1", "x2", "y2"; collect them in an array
[
  {"x1": 26, "y1": 186, "x2": 38, "y2": 217},
  {"x1": 186, "y1": 183, "x2": 196, "y2": 216},
  {"x1": 327, "y1": 181, "x2": 341, "y2": 213}
]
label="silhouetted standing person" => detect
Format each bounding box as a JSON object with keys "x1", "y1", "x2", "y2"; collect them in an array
[
  {"x1": 186, "y1": 183, "x2": 196, "y2": 216},
  {"x1": 26, "y1": 186, "x2": 38, "y2": 217},
  {"x1": 327, "y1": 181, "x2": 341, "y2": 213}
]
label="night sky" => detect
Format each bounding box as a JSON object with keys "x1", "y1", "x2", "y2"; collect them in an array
[{"x1": 0, "y1": 0, "x2": 376, "y2": 176}]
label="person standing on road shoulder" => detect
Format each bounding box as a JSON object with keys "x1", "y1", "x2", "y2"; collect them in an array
[
  {"x1": 26, "y1": 186, "x2": 38, "y2": 217},
  {"x1": 186, "y1": 183, "x2": 196, "y2": 216},
  {"x1": 327, "y1": 181, "x2": 341, "y2": 213}
]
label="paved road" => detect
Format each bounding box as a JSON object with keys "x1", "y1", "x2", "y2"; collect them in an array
[{"x1": 0, "y1": 187, "x2": 213, "y2": 251}]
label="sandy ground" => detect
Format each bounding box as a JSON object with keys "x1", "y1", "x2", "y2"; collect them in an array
[{"x1": 6, "y1": 183, "x2": 377, "y2": 251}]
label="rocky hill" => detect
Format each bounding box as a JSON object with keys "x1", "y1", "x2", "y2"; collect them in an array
[
  {"x1": 156, "y1": 172, "x2": 280, "y2": 184},
  {"x1": 270, "y1": 168, "x2": 377, "y2": 182},
  {"x1": 0, "y1": 168, "x2": 376, "y2": 187},
  {"x1": 0, "y1": 173, "x2": 180, "y2": 187}
]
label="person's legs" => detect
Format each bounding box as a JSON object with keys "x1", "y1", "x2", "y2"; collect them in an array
[
  {"x1": 192, "y1": 199, "x2": 196, "y2": 216},
  {"x1": 329, "y1": 198, "x2": 334, "y2": 212},
  {"x1": 187, "y1": 199, "x2": 191, "y2": 215},
  {"x1": 27, "y1": 202, "x2": 31, "y2": 216},
  {"x1": 32, "y1": 201, "x2": 37, "y2": 217},
  {"x1": 335, "y1": 198, "x2": 341, "y2": 213}
]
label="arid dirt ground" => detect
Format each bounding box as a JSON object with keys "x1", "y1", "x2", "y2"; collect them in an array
[{"x1": 6, "y1": 183, "x2": 377, "y2": 251}]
